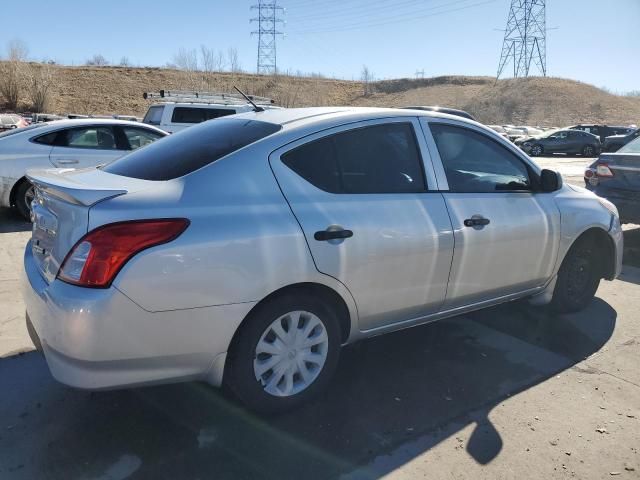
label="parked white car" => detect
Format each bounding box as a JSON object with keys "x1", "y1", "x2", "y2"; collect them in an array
[{"x1": 0, "y1": 119, "x2": 167, "y2": 219}]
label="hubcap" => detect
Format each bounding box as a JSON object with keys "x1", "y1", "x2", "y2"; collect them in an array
[
  {"x1": 532, "y1": 146, "x2": 541, "y2": 155},
  {"x1": 253, "y1": 310, "x2": 329, "y2": 397}
]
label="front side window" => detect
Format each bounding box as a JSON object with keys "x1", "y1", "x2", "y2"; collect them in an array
[
  {"x1": 430, "y1": 123, "x2": 531, "y2": 193},
  {"x1": 121, "y1": 127, "x2": 164, "y2": 150},
  {"x1": 63, "y1": 127, "x2": 117, "y2": 150},
  {"x1": 282, "y1": 123, "x2": 426, "y2": 194}
]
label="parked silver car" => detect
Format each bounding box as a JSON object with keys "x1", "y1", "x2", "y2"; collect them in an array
[
  {"x1": 0, "y1": 119, "x2": 167, "y2": 219},
  {"x1": 22, "y1": 108, "x2": 623, "y2": 413}
]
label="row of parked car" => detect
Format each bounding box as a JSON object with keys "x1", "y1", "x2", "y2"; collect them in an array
[{"x1": 14, "y1": 92, "x2": 624, "y2": 415}]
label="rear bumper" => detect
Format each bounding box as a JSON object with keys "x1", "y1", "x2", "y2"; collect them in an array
[{"x1": 22, "y1": 241, "x2": 255, "y2": 390}]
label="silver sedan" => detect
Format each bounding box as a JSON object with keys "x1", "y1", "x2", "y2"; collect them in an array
[
  {"x1": 0, "y1": 119, "x2": 167, "y2": 219},
  {"x1": 22, "y1": 108, "x2": 623, "y2": 413}
]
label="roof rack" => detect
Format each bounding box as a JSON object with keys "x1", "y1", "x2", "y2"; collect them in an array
[{"x1": 142, "y1": 90, "x2": 275, "y2": 106}]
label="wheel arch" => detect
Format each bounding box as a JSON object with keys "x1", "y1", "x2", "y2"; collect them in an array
[
  {"x1": 562, "y1": 226, "x2": 616, "y2": 280},
  {"x1": 8, "y1": 175, "x2": 29, "y2": 207}
]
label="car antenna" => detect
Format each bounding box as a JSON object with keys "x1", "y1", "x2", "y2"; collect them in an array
[{"x1": 234, "y1": 86, "x2": 264, "y2": 112}]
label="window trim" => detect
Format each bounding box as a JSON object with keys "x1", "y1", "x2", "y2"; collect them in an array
[
  {"x1": 423, "y1": 119, "x2": 542, "y2": 193},
  {"x1": 272, "y1": 117, "x2": 438, "y2": 194}
]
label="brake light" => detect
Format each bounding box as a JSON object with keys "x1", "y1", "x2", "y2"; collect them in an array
[
  {"x1": 596, "y1": 163, "x2": 614, "y2": 177},
  {"x1": 58, "y1": 219, "x2": 189, "y2": 288}
]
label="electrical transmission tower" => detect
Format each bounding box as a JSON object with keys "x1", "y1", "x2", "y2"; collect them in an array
[
  {"x1": 496, "y1": 0, "x2": 546, "y2": 80},
  {"x1": 251, "y1": 1, "x2": 284, "y2": 75}
]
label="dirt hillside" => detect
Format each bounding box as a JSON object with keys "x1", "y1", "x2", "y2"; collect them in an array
[{"x1": 3, "y1": 64, "x2": 640, "y2": 126}]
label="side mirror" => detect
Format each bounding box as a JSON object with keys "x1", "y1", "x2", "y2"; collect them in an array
[{"x1": 540, "y1": 169, "x2": 562, "y2": 192}]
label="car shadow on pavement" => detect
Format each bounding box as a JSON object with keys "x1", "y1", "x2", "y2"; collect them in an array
[
  {"x1": 0, "y1": 208, "x2": 30, "y2": 233},
  {"x1": 0, "y1": 299, "x2": 616, "y2": 479}
]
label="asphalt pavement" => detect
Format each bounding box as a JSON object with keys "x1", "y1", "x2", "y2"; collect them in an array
[{"x1": 0, "y1": 159, "x2": 639, "y2": 479}]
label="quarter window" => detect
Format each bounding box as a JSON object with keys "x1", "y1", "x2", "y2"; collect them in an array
[
  {"x1": 143, "y1": 106, "x2": 164, "y2": 125},
  {"x1": 282, "y1": 123, "x2": 426, "y2": 194},
  {"x1": 430, "y1": 123, "x2": 532, "y2": 193}
]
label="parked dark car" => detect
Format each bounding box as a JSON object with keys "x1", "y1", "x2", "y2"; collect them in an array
[
  {"x1": 567, "y1": 124, "x2": 635, "y2": 144},
  {"x1": 585, "y1": 136, "x2": 640, "y2": 224},
  {"x1": 603, "y1": 128, "x2": 640, "y2": 152},
  {"x1": 516, "y1": 129, "x2": 600, "y2": 157},
  {"x1": 401, "y1": 106, "x2": 476, "y2": 121}
]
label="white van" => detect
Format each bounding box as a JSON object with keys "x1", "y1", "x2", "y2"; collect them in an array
[{"x1": 141, "y1": 90, "x2": 280, "y2": 133}]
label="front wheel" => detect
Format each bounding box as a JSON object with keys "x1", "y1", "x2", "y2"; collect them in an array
[
  {"x1": 551, "y1": 238, "x2": 601, "y2": 313},
  {"x1": 530, "y1": 144, "x2": 543, "y2": 156},
  {"x1": 225, "y1": 293, "x2": 341, "y2": 414},
  {"x1": 14, "y1": 180, "x2": 35, "y2": 221}
]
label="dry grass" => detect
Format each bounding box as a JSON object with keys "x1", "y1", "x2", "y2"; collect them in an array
[{"x1": 1, "y1": 63, "x2": 639, "y2": 126}]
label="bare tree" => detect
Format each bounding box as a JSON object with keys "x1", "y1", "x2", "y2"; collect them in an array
[
  {"x1": 86, "y1": 54, "x2": 109, "y2": 66},
  {"x1": 173, "y1": 47, "x2": 199, "y2": 88},
  {"x1": 119, "y1": 56, "x2": 130, "y2": 67},
  {"x1": 25, "y1": 62, "x2": 55, "y2": 112},
  {"x1": 361, "y1": 65, "x2": 374, "y2": 96},
  {"x1": 227, "y1": 47, "x2": 241, "y2": 73},
  {"x1": 0, "y1": 39, "x2": 29, "y2": 110}
]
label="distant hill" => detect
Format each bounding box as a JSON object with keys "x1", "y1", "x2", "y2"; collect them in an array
[{"x1": 2, "y1": 64, "x2": 639, "y2": 126}]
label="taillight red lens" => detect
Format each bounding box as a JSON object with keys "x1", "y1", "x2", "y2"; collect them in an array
[{"x1": 58, "y1": 219, "x2": 189, "y2": 288}]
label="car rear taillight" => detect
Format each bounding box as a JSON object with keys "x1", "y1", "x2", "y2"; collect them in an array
[
  {"x1": 596, "y1": 163, "x2": 614, "y2": 177},
  {"x1": 58, "y1": 219, "x2": 189, "y2": 288}
]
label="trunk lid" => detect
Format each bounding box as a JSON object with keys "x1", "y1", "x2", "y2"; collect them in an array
[
  {"x1": 27, "y1": 167, "x2": 156, "y2": 283},
  {"x1": 596, "y1": 152, "x2": 640, "y2": 192}
]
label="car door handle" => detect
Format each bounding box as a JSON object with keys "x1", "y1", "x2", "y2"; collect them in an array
[
  {"x1": 56, "y1": 159, "x2": 79, "y2": 165},
  {"x1": 314, "y1": 229, "x2": 353, "y2": 241},
  {"x1": 464, "y1": 217, "x2": 490, "y2": 227}
]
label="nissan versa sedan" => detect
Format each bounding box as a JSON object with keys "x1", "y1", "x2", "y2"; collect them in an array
[
  {"x1": 515, "y1": 129, "x2": 601, "y2": 157},
  {"x1": 0, "y1": 119, "x2": 167, "y2": 219},
  {"x1": 22, "y1": 108, "x2": 623, "y2": 414}
]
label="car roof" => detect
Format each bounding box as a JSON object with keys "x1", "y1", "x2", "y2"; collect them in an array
[{"x1": 231, "y1": 106, "x2": 479, "y2": 130}]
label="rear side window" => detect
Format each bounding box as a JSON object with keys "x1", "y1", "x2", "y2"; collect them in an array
[
  {"x1": 33, "y1": 131, "x2": 59, "y2": 145},
  {"x1": 171, "y1": 107, "x2": 236, "y2": 124},
  {"x1": 143, "y1": 106, "x2": 164, "y2": 125},
  {"x1": 64, "y1": 127, "x2": 117, "y2": 149},
  {"x1": 104, "y1": 118, "x2": 281, "y2": 180},
  {"x1": 282, "y1": 123, "x2": 426, "y2": 194}
]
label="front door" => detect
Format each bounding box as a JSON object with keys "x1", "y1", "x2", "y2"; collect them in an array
[
  {"x1": 49, "y1": 126, "x2": 126, "y2": 168},
  {"x1": 270, "y1": 118, "x2": 454, "y2": 331},
  {"x1": 424, "y1": 120, "x2": 560, "y2": 309}
]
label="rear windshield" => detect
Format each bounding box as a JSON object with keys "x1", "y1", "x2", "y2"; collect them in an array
[
  {"x1": 103, "y1": 118, "x2": 281, "y2": 180},
  {"x1": 619, "y1": 137, "x2": 640, "y2": 154},
  {"x1": 143, "y1": 105, "x2": 164, "y2": 125}
]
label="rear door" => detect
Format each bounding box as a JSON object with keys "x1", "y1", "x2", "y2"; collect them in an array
[
  {"x1": 49, "y1": 126, "x2": 127, "y2": 168},
  {"x1": 423, "y1": 119, "x2": 560, "y2": 309},
  {"x1": 270, "y1": 118, "x2": 454, "y2": 331}
]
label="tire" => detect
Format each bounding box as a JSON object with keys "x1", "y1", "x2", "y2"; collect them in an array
[
  {"x1": 14, "y1": 180, "x2": 35, "y2": 221},
  {"x1": 225, "y1": 292, "x2": 341, "y2": 414},
  {"x1": 551, "y1": 237, "x2": 601, "y2": 313},
  {"x1": 530, "y1": 144, "x2": 543, "y2": 156},
  {"x1": 582, "y1": 145, "x2": 596, "y2": 157}
]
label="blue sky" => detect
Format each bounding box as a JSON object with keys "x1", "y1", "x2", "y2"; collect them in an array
[{"x1": 1, "y1": 0, "x2": 638, "y2": 92}]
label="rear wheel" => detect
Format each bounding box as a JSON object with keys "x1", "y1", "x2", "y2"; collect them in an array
[
  {"x1": 551, "y1": 237, "x2": 601, "y2": 313},
  {"x1": 225, "y1": 293, "x2": 341, "y2": 414},
  {"x1": 14, "y1": 180, "x2": 35, "y2": 221},
  {"x1": 530, "y1": 144, "x2": 543, "y2": 156},
  {"x1": 582, "y1": 145, "x2": 596, "y2": 157}
]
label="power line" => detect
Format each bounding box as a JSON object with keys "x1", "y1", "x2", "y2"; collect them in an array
[
  {"x1": 251, "y1": 0, "x2": 285, "y2": 75},
  {"x1": 287, "y1": 0, "x2": 495, "y2": 35},
  {"x1": 496, "y1": 0, "x2": 547, "y2": 79}
]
